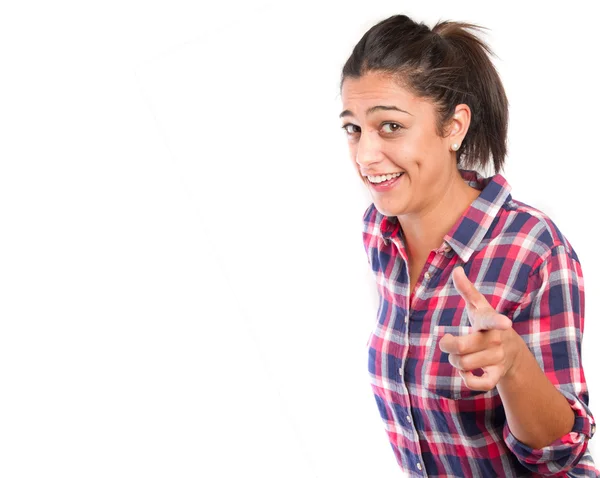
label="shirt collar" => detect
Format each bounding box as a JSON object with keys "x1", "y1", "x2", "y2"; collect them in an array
[{"x1": 376, "y1": 169, "x2": 513, "y2": 263}]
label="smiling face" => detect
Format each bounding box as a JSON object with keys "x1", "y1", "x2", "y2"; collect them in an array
[{"x1": 340, "y1": 71, "x2": 463, "y2": 218}]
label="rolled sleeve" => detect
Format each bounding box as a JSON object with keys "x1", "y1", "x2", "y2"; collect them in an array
[
  {"x1": 503, "y1": 389, "x2": 595, "y2": 474},
  {"x1": 503, "y1": 244, "x2": 597, "y2": 475}
]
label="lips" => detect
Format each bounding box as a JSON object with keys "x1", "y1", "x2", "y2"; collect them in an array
[
  {"x1": 367, "y1": 172, "x2": 404, "y2": 184},
  {"x1": 368, "y1": 172, "x2": 404, "y2": 191},
  {"x1": 364, "y1": 171, "x2": 404, "y2": 180}
]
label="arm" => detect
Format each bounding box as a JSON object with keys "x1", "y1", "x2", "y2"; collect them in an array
[
  {"x1": 440, "y1": 246, "x2": 596, "y2": 475},
  {"x1": 500, "y1": 244, "x2": 595, "y2": 474},
  {"x1": 496, "y1": 334, "x2": 575, "y2": 449}
]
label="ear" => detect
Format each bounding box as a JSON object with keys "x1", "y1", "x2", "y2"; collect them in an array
[{"x1": 445, "y1": 103, "x2": 471, "y2": 149}]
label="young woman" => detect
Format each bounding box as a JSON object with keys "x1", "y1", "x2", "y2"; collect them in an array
[{"x1": 339, "y1": 14, "x2": 598, "y2": 476}]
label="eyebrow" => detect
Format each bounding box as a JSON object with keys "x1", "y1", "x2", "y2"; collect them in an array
[{"x1": 339, "y1": 105, "x2": 413, "y2": 118}]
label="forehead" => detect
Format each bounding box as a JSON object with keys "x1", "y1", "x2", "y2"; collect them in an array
[{"x1": 341, "y1": 71, "x2": 425, "y2": 114}]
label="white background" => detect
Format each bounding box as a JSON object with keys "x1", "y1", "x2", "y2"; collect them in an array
[{"x1": 1, "y1": 1, "x2": 598, "y2": 477}]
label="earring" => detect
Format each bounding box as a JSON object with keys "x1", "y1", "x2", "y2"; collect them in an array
[{"x1": 451, "y1": 143, "x2": 460, "y2": 151}]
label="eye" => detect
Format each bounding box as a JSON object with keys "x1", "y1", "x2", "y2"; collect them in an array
[
  {"x1": 381, "y1": 122, "x2": 403, "y2": 134},
  {"x1": 341, "y1": 123, "x2": 360, "y2": 135}
]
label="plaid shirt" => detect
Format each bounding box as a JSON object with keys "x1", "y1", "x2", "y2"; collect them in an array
[{"x1": 363, "y1": 169, "x2": 598, "y2": 477}]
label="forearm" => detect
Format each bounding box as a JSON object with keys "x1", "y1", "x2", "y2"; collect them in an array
[{"x1": 497, "y1": 330, "x2": 575, "y2": 449}]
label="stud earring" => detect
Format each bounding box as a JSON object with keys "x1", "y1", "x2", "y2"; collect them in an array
[{"x1": 451, "y1": 143, "x2": 460, "y2": 151}]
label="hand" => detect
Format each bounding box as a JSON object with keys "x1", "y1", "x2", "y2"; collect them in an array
[{"x1": 438, "y1": 266, "x2": 524, "y2": 391}]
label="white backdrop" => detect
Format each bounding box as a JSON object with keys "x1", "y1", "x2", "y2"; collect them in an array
[{"x1": 1, "y1": 1, "x2": 598, "y2": 477}]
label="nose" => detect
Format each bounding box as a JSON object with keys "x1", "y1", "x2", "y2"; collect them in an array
[{"x1": 354, "y1": 131, "x2": 385, "y2": 171}]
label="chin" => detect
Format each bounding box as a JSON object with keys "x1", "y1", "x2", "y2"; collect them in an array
[{"x1": 373, "y1": 201, "x2": 404, "y2": 217}]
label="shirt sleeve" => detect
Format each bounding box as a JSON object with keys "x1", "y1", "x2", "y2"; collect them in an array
[{"x1": 502, "y1": 244, "x2": 597, "y2": 475}]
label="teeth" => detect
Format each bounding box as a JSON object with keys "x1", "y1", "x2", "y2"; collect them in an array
[{"x1": 367, "y1": 172, "x2": 403, "y2": 184}]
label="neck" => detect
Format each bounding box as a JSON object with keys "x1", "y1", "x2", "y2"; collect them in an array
[{"x1": 398, "y1": 170, "x2": 481, "y2": 261}]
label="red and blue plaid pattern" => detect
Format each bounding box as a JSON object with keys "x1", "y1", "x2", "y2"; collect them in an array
[{"x1": 363, "y1": 169, "x2": 598, "y2": 477}]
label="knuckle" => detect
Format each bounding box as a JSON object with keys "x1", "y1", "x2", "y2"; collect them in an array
[
  {"x1": 461, "y1": 373, "x2": 475, "y2": 389},
  {"x1": 483, "y1": 371, "x2": 499, "y2": 390},
  {"x1": 448, "y1": 353, "x2": 456, "y2": 367},
  {"x1": 450, "y1": 354, "x2": 463, "y2": 371},
  {"x1": 466, "y1": 377, "x2": 485, "y2": 391},
  {"x1": 461, "y1": 356, "x2": 473, "y2": 372},
  {"x1": 489, "y1": 333, "x2": 502, "y2": 347}
]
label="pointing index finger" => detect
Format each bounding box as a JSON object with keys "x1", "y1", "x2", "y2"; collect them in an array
[{"x1": 451, "y1": 266, "x2": 489, "y2": 310}]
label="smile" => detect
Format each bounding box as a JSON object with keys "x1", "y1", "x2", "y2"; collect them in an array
[{"x1": 367, "y1": 172, "x2": 404, "y2": 184}]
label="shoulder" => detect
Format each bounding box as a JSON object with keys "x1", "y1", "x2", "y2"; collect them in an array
[
  {"x1": 477, "y1": 196, "x2": 584, "y2": 314},
  {"x1": 499, "y1": 197, "x2": 580, "y2": 267}
]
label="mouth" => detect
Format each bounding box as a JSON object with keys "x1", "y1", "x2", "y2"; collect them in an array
[
  {"x1": 366, "y1": 172, "x2": 404, "y2": 192},
  {"x1": 366, "y1": 172, "x2": 405, "y2": 184}
]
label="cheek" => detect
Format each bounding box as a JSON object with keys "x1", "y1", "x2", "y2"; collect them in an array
[
  {"x1": 408, "y1": 136, "x2": 446, "y2": 172},
  {"x1": 389, "y1": 133, "x2": 429, "y2": 165},
  {"x1": 410, "y1": 124, "x2": 443, "y2": 150}
]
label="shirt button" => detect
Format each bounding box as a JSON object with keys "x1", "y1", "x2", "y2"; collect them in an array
[
  {"x1": 406, "y1": 415, "x2": 412, "y2": 423},
  {"x1": 398, "y1": 367, "x2": 402, "y2": 376},
  {"x1": 424, "y1": 272, "x2": 431, "y2": 280},
  {"x1": 417, "y1": 463, "x2": 422, "y2": 471}
]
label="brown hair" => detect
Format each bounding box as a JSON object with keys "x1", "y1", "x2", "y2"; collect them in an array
[{"x1": 340, "y1": 14, "x2": 509, "y2": 174}]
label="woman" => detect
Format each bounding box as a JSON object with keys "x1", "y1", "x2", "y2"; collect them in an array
[{"x1": 339, "y1": 14, "x2": 598, "y2": 477}]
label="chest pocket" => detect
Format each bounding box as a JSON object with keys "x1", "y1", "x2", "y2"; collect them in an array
[{"x1": 423, "y1": 325, "x2": 490, "y2": 400}]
